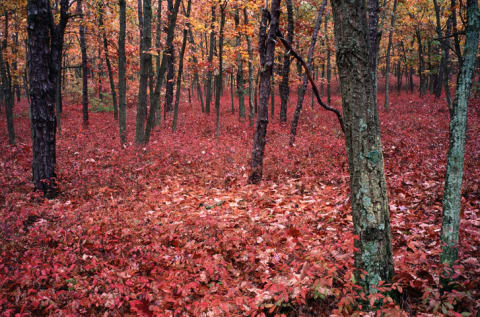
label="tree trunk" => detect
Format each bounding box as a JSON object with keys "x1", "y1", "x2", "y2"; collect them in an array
[
  {"x1": 384, "y1": 0, "x2": 398, "y2": 111},
  {"x1": 78, "y1": 0, "x2": 89, "y2": 128},
  {"x1": 234, "y1": 8, "x2": 245, "y2": 120},
  {"x1": 99, "y1": 3, "x2": 118, "y2": 120},
  {"x1": 244, "y1": 7, "x2": 254, "y2": 128},
  {"x1": 416, "y1": 28, "x2": 425, "y2": 96},
  {"x1": 440, "y1": 0, "x2": 479, "y2": 285},
  {"x1": 289, "y1": 0, "x2": 327, "y2": 146},
  {"x1": 205, "y1": 4, "x2": 216, "y2": 115},
  {"x1": 0, "y1": 14, "x2": 15, "y2": 145},
  {"x1": 172, "y1": 0, "x2": 191, "y2": 132},
  {"x1": 27, "y1": 0, "x2": 69, "y2": 198},
  {"x1": 118, "y1": 0, "x2": 127, "y2": 144},
  {"x1": 331, "y1": 0, "x2": 394, "y2": 299},
  {"x1": 135, "y1": 0, "x2": 152, "y2": 143},
  {"x1": 326, "y1": 16, "x2": 332, "y2": 105},
  {"x1": 187, "y1": 29, "x2": 204, "y2": 113},
  {"x1": 214, "y1": 3, "x2": 226, "y2": 137},
  {"x1": 144, "y1": 0, "x2": 181, "y2": 143},
  {"x1": 248, "y1": 0, "x2": 281, "y2": 184}
]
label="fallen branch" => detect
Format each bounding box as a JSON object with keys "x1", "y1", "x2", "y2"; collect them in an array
[{"x1": 277, "y1": 30, "x2": 345, "y2": 133}]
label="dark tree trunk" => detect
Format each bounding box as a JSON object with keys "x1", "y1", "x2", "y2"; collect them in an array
[
  {"x1": 78, "y1": 0, "x2": 89, "y2": 128},
  {"x1": 248, "y1": 0, "x2": 281, "y2": 184},
  {"x1": 118, "y1": 0, "x2": 127, "y2": 144},
  {"x1": 331, "y1": 0, "x2": 394, "y2": 300},
  {"x1": 289, "y1": 0, "x2": 327, "y2": 146},
  {"x1": 187, "y1": 29, "x2": 204, "y2": 113},
  {"x1": 326, "y1": 16, "x2": 332, "y2": 105},
  {"x1": 164, "y1": 40, "x2": 175, "y2": 114},
  {"x1": 172, "y1": 0, "x2": 191, "y2": 132},
  {"x1": 135, "y1": 0, "x2": 152, "y2": 143},
  {"x1": 0, "y1": 14, "x2": 15, "y2": 145},
  {"x1": 27, "y1": 0, "x2": 69, "y2": 198},
  {"x1": 144, "y1": 0, "x2": 181, "y2": 143},
  {"x1": 205, "y1": 4, "x2": 216, "y2": 115},
  {"x1": 416, "y1": 29, "x2": 425, "y2": 96},
  {"x1": 214, "y1": 3, "x2": 226, "y2": 137}
]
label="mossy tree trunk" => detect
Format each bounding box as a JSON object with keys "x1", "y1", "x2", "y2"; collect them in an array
[
  {"x1": 331, "y1": 0, "x2": 394, "y2": 298},
  {"x1": 440, "y1": 0, "x2": 480, "y2": 284}
]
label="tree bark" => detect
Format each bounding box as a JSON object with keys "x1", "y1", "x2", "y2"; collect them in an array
[
  {"x1": 27, "y1": 0, "x2": 69, "y2": 198},
  {"x1": 440, "y1": 0, "x2": 479, "y2": 285},
  {"x1": 248, "y1": 0, "x2": 281, "y2": 184},
  {"x1": 331, "y1": 0, "x2": 394, "y2": 299}
]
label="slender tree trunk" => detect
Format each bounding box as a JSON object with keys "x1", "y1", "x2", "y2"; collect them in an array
[
  {"x1": 326, "y1": 16, "x2": 332, "y2": 105},
  {"x1": 99, "y1": 3, "x2": 118, "y2": 120},
  {"x1": 416, "y1": 29, "x2": 425, "y2": 96},
  {"x1": 231, "y1": 73, "x2": 235, "y2": 113},
  {"x1": 331, "y1": 0, "x2": 394, "y2": 299},
  {"x1": 248, "y1": 0, "x2": 281, "y2": 184},
  {"x1": 154, "y1": 0, "x2": 163, "y2": 125},
  {"x1": 135, "y1": 0, "x2": 152, "y2": 143},
  {"x1": 214, "y1": 3, "x2": 226, "y2": 137},
  {"x1": 440, "y1": 0, "x2": 480, "y2": 285},
  {"x1": 172, "y1": 0, "x2": 191, "y2": 132},
  {"x1": 234, "y1": 8, "x2": 245, "y2": 120},
  {"x1": 0, "y1": 14, "x2": 15, "y2": 145},
  {"x1": 118, "y1": 0, "x2": 127, "y2": 144},
  {"x1": 244, "y1": 8, "x2": 254, "y2": 128},
  {"x1": 205, "y1": 4, "x2": 216, "y2": 115},
  {"x1": 384, "y1": 0, "x2": 398, "y2": 111},
  {"x1": 144, "y1": 0, "x2": 181, "y2": 143},
  {"x1": 78, "y1": 0, "x2": 89, "y2": 128},
  {"x1": 271, "y1": 75, "x2": 275, "y2": 118},
  {"x1": 187, "y1": 29, "x2": 204, "y2": 112},
  {"x1": 290, "y1": 0, "x2": 327, "y2": 146}
]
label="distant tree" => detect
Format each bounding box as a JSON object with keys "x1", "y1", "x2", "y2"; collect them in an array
[
  {"x1": 135, "y1": 0, "x2": 152, "y2": 144},
  {"x1": 118, "y1": 0, "x2": 127, "y2": 144},
  {"x1": 440, "y1": 0, "x2": 479, "y2": 287},
  {"x1": 0, "y1": 12, "x2": 15, "y2": 145},
  {"x1": 78, "y1": 0, "x2": 89, "y2": 128},
  {"x1": 331, "y1": 0, "x2": 394, "y2": 300},
  {"x1": 248, "y1": 0, "x2": 281, "y2": 184},
  {"x1": 27, "y1": 0, "x2": 70, "y2": 197}
]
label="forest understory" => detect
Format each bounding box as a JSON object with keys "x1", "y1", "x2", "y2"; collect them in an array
[{"x1": 1, "y1": 87, "x2": 480, "y2": 316}]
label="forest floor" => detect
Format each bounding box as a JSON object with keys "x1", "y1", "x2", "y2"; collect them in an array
[{"x1": 0, "y1": 89, "x2": 479, "y2": 316}]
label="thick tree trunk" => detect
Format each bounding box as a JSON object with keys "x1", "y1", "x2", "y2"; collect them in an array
[
  {"x1": 289, "y1": 0, "x2": 327, "y2": 146},
  {"x1": 440, "y1": 0, "x2": 479, "y2": 285},
  {"x1": 78, "y1": 0, "x2": 89, "y2": 128},
  {"x1": 172, "y1": 0, "x2": 191, "y2": 132},
  {"x1": 248, "y1": 0, "x2": 281, "y2": 184},
  {"x1": 331, "y1": 0, "x2": 394, "y2": 299},
  {"x1": 384, "y1": 0, "x2": 398, "y2": 111},
  {"x1": 118, "y1": 0, "x2": 127, "y2": 144},
  {"x1": 214, "y1": 3, "x2": 226, "y2": 137},
  {"x1": 27, "y1": 0, "x2": 69, "y2": 198},
  {"x1": 205, "y1": 4, "x2": 216, "y2": 115}
]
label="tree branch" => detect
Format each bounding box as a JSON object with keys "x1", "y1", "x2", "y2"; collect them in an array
[{"x1": 277, "y1": 30, "x2": 345, "y2": 133}]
